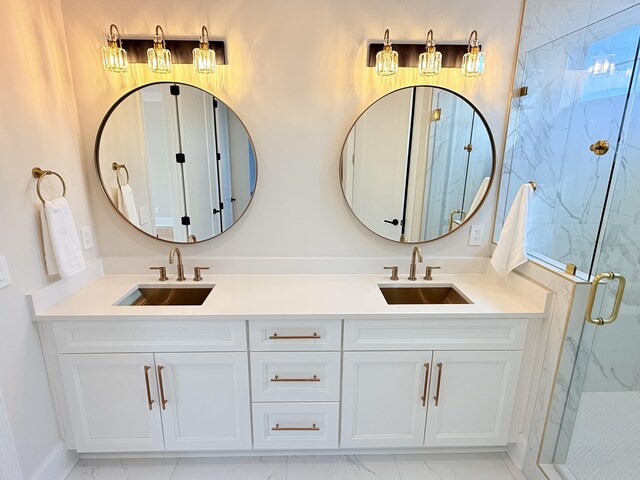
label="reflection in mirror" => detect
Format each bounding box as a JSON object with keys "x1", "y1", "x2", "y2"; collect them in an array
[
  {"x1": 340, "y1": 86, "x2": 494, "y2": 243},
  {"x1": 96, "y1": 82, "x2": 257, "y2": 243}
]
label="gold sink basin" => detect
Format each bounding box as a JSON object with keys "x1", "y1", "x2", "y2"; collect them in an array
[
  {"x1": 118, "y1": 286, "x2": 214, "y2": 306},
  {"x1": 379, "y1": 285, "x2": 471, "y2": 305}
]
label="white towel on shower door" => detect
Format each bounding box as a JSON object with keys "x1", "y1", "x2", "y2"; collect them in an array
[
  {"x1": 40, "y1": 197, "x2": 86, "y2": 277},
  {"x1": 491, "y1": 182, "x2": 534, "y2": 276},
  {"x1": 117, "y1": 184, "x2": 140, "y2": 227}
]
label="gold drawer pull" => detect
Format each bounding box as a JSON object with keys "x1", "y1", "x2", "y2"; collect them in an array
[
  {"x1": 272, "y1": 423, "x2": 320, "y2": 431},
  {"x1": 270, "y1": 375, "x2": 320, "y2": 382},
  {"x1": 268, "y1": 333, "x2": 321, "y2": 340}
]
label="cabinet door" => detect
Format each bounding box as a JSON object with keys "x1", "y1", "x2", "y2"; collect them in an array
[
  {"x1": 341, "y1": 351, "x2": 432, "y2": 448},
  {"x1": 424, "y1": 350, "x2": 522, "y2": 447},
  {"x1": 59, "y1": 353, "x2": 164, "y2": 452},
  {"x1": 155, "y1": 352, "x2": 252, "y2": 451}
]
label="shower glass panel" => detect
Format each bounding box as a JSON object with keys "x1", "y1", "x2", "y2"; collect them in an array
[
  {"x1": 500, "y1": 9, "x2": 639, "y2": 276},
  {"x1": 508, "y1": 6, "x2": 640, "y2": 480}
]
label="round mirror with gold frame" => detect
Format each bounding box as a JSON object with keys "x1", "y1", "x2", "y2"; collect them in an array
[
  {"x1": 340, "y1": 85, "x2": 495, "y2": 243},
  {"x1": 95, "y1": 82, "x2": 257, "y2": 243}
]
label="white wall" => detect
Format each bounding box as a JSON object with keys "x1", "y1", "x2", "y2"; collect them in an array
[
  {"x1": 59, "y1": 0, "x2": 524, "y2": 261},
  {"x1": 0, "y1": 0, "x2": 98, "y2": 476}
]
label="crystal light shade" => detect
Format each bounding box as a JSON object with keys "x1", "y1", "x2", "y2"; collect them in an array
[
  {"x1": 147, "y1": 25, "x2": 172, "y2": 74},
  {"x1": 193, "y1": 26, "x2": 216, "y2": 74},
  {"x1": 376, "y1": 29, "x2": 398, "y2": 76},
  {"x1": 418, "y1": 30, "x2": 441, "y2": 76},
  {"x1": 462, "y1": 30, "x2": 485, "y2": 77},
  {"x1": 102, "y1": 24, "x2": 128, "y2": 73}
]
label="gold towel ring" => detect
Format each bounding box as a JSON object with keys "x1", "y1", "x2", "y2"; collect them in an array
[
  {"x1": 32, "y1": 167, "x2": 67, "y2": 204},
  {"x1": 112, "y1": 162, "x2": 130, "y2": 188}
]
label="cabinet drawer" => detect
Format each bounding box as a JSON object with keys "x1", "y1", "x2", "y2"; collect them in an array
[
  {"x1": 249, "y1": 320, "x2": 341, "y2": 351},
  {"x1": 251, "y1": 352, "x2": 340, "y2": 402},
  {"x1": 52, "y1": 320, "x2": 247, "y2": 353},
  {"x1": 344, "y1": 319, "x2": 527, "y2": 351},
  {"x1": 252, "y1": 403, "x2": 339, "y2": 449}
]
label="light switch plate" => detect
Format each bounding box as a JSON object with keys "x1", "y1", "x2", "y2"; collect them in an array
[
  {"x1": 80, "y1": 226, "x2": 94, "y2": 250},
  {"x1": 469, "y1": 225, "x2": 485, "y2": 246},
  {"x1": 0, "y1": 256, "x2": 11, "y2": 289},
  {"x1": 139, "y1": 206, "x2": 150, "y2": 225}
]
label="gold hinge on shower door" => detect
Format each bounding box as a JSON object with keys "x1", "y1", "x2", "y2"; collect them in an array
[{"x1": 590, "y1": 140, "x2": 609, "y2": 156}]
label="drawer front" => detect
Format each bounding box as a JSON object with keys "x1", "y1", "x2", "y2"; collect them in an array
[
  {"x1": 251, "y1": 352, "x2": 340, "y2": 402},
  {"x1": 53, "y1": 320, "x2": 247, "y2": 353},
  {"x1": 344, "y1": 318, "x2": 527, "y2": 351},
  {"x1": 249, "y1": 320, "x2": 341, "y2": 351},
  {"x1": 252, "y1": 402, "x2": 339, "y2": 449}
]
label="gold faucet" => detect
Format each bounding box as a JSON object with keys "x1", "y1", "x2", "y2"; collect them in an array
[
  {"x1": 408, "y1": 246, "x2": 423, "y2": 281},
  {"x1": 168, "y1": 247, "x2": 186, "y2": 281}
]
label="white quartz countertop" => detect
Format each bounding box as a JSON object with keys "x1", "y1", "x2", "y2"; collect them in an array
[{"x1": 33, "y1": 273, "x2": 550, "y2": 321}]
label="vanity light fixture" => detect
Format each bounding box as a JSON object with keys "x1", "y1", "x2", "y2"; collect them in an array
[
  {"x1": 376, "y1": 29, "x2": 399, "y2": 76},
  {"x1": 418, "y1": 30, "x2": 442, "y2": 76},
  {"x1": 193, "y1": 26, "x2": 216, "y2": 74},
  {"x1": 148, "y1": 25, "x2": 172, "y2": 74},
  {"x1": 102, "y1": 24, "x2": 128, "y2": 73},
  {"x1": 461, "y1": 30, "x2": 485, "y2": 77}
]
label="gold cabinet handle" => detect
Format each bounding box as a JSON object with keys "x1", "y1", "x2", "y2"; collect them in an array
[
  {"x1": 433, "y1": 362, "x2": 443, "y2": 406},
  {"x1": 271, "y1": 423, "x2": 320, "y2": 431},
  {"x1": 143, "y1": 365, "x2": 154, "y2": 411},
  {"x1": 421, "y1": 363, "x2": 430, "y2": 407},
  {"x1": 585, "y1": 272, "x2": 626, "y2": 326},
  {"x1": 268, "y1": 333, "x2": 321, "y2": 340},
  {"x1": 270, "y1": 375, "x2": 320, "y2": 382},
  {"x1": 157, "y1": 365, "x2": 168, "y2": 410}
]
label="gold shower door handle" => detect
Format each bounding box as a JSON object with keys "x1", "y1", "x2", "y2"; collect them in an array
[
  {"x1": 585, "y1": 272, "x2": 626, "y2": 325},
  {"x1": 448, "y1": 210, "x2": 462, "y2": 232}
]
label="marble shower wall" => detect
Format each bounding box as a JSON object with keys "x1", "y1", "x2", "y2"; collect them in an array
[
  {"x1": 495, "y1": 0, "x2": 640, "y2": 275},
  {"x1": 494, "y1": 1, "x2": 640, "y2": 479}
]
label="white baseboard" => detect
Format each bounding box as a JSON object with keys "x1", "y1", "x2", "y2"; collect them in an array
[
  {"x1": 507, "y1": 440, "x2": 526, "y2": 470},
  {"x1": 28, "y1": 441, "x2": 77, "y2": 480}
]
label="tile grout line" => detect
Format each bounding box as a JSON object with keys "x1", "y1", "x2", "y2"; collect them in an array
[
  {"x1": 393, "y1": 454, "x2": 404, "y2": 480},
  {"x1": 168, "y1": 457, "x2": 179, "y2": 480},
  {"x1": 285, "y1": 455, "x2": 289, "y2": 480}
]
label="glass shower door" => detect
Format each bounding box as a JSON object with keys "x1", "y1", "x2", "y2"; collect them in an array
[{"x1": 552, "y1": 20, "x2": 640, "y2": 480}]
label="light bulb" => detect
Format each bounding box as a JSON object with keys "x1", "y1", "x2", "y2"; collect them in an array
[
  {"x1": 461, "y1": 30, "x2": 486, "y2": 77},
  {"x1": 418, "y1": 30, "x2": 442, "y2": 76},
  {"x1": 147, "y1": 25, "x2": 172, "y2": 74},
  {"x1": 102, "y1": 24, "x2": 128, "y2": 73},
  {"x1": 193, "y1": 26, "x2": 216, "y2": 74},
  {"x1": 376, "y1": 29, "x2": 398, "y2": 76}
]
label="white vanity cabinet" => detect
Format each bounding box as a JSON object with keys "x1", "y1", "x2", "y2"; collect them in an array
[
  {"x1": 341, "y1": 319, "x2": 526, "y2": 448},
  {"x1": 59, "y1": 351, "x2": 251, "y2": 453},
  {"x1": 45, "y1": 319, "x2": 252, "y2": 453}
]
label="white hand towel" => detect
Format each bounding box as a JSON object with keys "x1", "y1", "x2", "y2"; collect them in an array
[
  {"x1": 467, "y1": 176, "x2": 491, "y2": 218},
  {"x1": 41, "y1": 198, "x2": 86, "y2": 278},
  {"x1": 491, "y1": 183, "x2": 534, "y2": 276},
  {"x1": 117, "y1": 184, "x2": 140, "y2": 227}
]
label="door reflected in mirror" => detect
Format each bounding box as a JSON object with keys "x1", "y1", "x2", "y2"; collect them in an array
[
  {"x1": 96, "y1": 82, "x2": 257, "y2": 243},
  {"x1": 340, "y1": 86, "x2": 494, "y2": 243}
]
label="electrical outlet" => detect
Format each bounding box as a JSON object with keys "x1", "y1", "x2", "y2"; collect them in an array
[
  {"x1": 80, "y1": 226, "x2": 94, "y2": 250},
  {"x1": 0, "y1": 256, "x2": 11, "y2": 289},
  {"x1": 469, "y1": 225, "x2": 484, "y2": 246}
]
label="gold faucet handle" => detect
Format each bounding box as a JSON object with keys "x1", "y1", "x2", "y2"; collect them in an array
[
  {"x1": 193, "y1": 266, "x2": 210, "y2": 282},
  {"x1": 384, "y1": 266, "x2": 399, "y2": 281},
  {"x1": 424, "y1": 266, "x2": 441, "y2": 281},
  {"x1": 150, "y1": 266, "x2": 168, "y2": 281}
]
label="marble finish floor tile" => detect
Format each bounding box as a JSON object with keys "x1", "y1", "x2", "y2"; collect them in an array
[
  {"x1": 65, "y1": 453, "x2": 522, "y2": 480},
  {"x1": 65, "y1": 458, "x2": 177, "y2": 480},
  {"x1": 286, "y1": 455, "x2": 400, "y2": 480},
  {"x1": 170, "y1": 456, "x2": 286, "y2": 480},
  {"x1": 394, "y1": 453, "x2": 518, "y2": 480}
]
